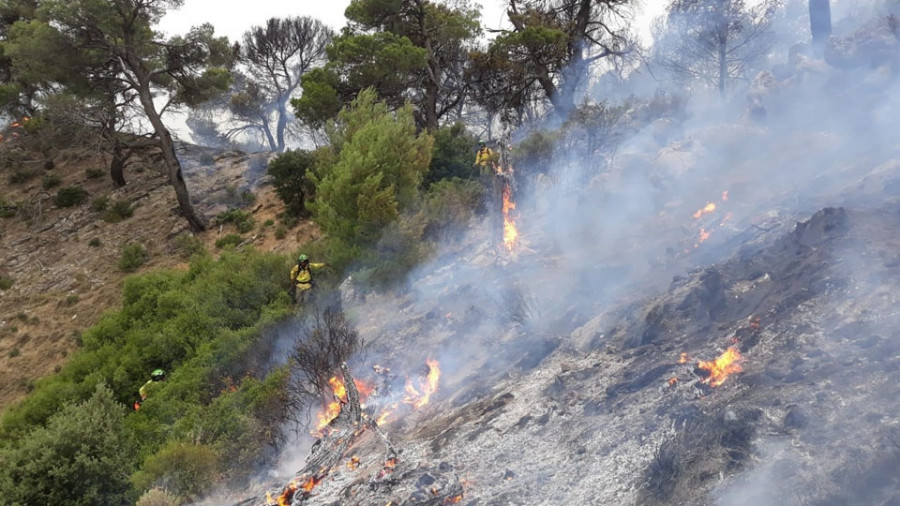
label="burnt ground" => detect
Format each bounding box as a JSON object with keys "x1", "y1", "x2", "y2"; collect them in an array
[{"x1": 217, "y1": 200, "x2": 900, "y2": 506}]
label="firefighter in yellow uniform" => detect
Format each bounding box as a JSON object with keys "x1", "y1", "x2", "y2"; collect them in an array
[
  {"x1": 134, "y1": 369, "x2": 165, "y2": 410},
  {"x1": 474, "y1": 140, "x2": 495, "y2": 174},
  {"x1": 290, "y1": 254, "x2": 327, "y2": 303}
]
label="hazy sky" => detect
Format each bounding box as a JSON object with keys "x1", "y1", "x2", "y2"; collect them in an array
[{"x1": 159, "y1": 0, "x2": 664, "y2": 43}]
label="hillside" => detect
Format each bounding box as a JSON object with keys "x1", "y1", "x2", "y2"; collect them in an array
[{"x1": 0, "y1": 141, "x2": 318, "y2": 410}]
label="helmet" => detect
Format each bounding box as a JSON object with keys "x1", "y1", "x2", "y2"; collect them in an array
[
  {"x1": 478, "y1": 139, "x2": 486, "y2": 146},
  {"x1": 298, "y1": 254, "x2": 308, "y2": 263},
  {"x1": 151, "y1": 369, "x2": 165, "y2": 381}
]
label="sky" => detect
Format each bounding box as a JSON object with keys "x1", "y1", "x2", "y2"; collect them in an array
[{"x1": 159, "y1": 0, "x2": 665, "y2": 44}]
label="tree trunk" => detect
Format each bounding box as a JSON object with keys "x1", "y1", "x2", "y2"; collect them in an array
[
  {"x1": 809, "y1": 0, "x2": 832, "y2": 50},
  {"x1": 275, "y1": 100, "x2": 287, "y2": 152},
  {"x1": 262, "y1": 117, "x2": 278, "y2": 152},
  {"x1": 131, "y1": 59, "x2": 208, "y2": 232},
  {"x1": 718, "y1": 39, "x2": 727, "y2": 98},
  {"x1": 109, "y1": 144, "x2": 127, "y2": 187}
]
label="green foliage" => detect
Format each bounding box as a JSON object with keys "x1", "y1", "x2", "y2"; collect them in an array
[
  {"x1": 91, "y1": 196, "x2": 110, "y2": 212},
  {"x1": 66, "y1": 294, "x2": 79, "y2": 306},
  {"x1": 103, "y1": 200, "x2": 134, "y2": 223},
  {"x1": 135, "y1": 487, "x2": 180, "y2": 506},
  {"x1": 0, "y1": 195, "x2": 16, "y2": 218},
  {"x1": 215, "y1": 233, "x2": 243, "y2": 249},
  {"x1": 424, "y1": 177, "x2": 483, "y2": 238},
  {"x1": 0, "y1": 250, "x2": 294, "y2": 499},
  {"x1": 262, "y1": 218, "x2": 274, "y2": 228},
  {"x1": 85, "y1": 168, "x2": 105, "y2": 179},
  {"x1": 267, "y1": 149, "x2": 317, "y2": 218},
  {"x1": 7, "y1": 347, "x2": 19, "y2": 358},
  {"x1": 0, "y1": 275, "x2": 12, "y2": 290},
  {"x1": 88, "y1": 237, "x2": 101, "y2": 247},
  {"x1": 119, "y1": 243, "x2": 147, "y2": 272},
  {"x1": 274, "y1": 225, "x2": 287, "y2": 240},
  {"x1": 7, "y1": 169, "x2": 37, "y2": 184},
  {"x1": 175, "y1": 234, "x2": 205, "y2": 259},
  {"x1": 425, "y1": 122, "x2": 478, "y2": 186},
  {"x1": 42, "y1": 173, "x2": 61, "y2": 189},
  {"x1": 217, "y1": 208, "x2": 254, "y2": 233},
  {"x1": 54, "y1": 185, "x2": 89, "y2": 207},
  {"x1": 0, "y1": 384, "x2": 135, "y2": 505},
  {"x1": 130, "y1": 442, "x2": 219, "y2": 500},
  {"x1": 310, "y1": 89, "x2": 433, "y2": 247}
]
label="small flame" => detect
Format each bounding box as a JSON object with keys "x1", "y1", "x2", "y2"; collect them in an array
[
  {"x1": 403, "y1": 359, "x2": 441, "y2": 409},
  {"x1": 693, "y1": 202, "x2": 717, "y2": 219},
  {"x1": 697, "y1": 347, "x2": 743, "y2": 387},
  {"x1": 678, "y1": 352, "x2": 689, "y2": 364},
  {"x1": 668, "y1": 377, "x2": 678, "y2": 386},
  {"x1": 444, "y1": 495, "x2": 463, "y2": 504},
  {"x1": 721, "y1": 190, "x2": 729, "y2": 201},
  {"x1": 313, "y1": 375, "x2": 374, "y2": 435},
  {"x1": 300, "y1": 475, "x2": 322, "y2": 492},
  {"x1": 502, "y1": 182, "x2": 518, "y2": 251},
  {"x1": 698, "y1": 227, "x2": 710, "y2": 243},
  {"x1": 347, "y1": 456, "x2": 361, "y2": 470}
]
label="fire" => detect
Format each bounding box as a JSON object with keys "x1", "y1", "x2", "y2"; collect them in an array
[
  {"x1": 668, "y1": 377, "x2": 678, "y2": 386},
  {"x1": 403, "y1": 358, "x2": 441, "y2": 409},
  {"x1": 444, "y1": 495, "x2": 464, "y2": 504},
  {"x1": 698, "y1": 227, "x2": 710, "y2": 243},
  {"x1": 347, "y1": 456, "x2": 360, "y2": 470},
  {"x1": 313, "y1": 375, "x2": 374, "y2": 435},
  {"x1": 502, "y1": 182, "x2": 518, "y2": 251},
  {"x1": 678, "y1": 352, "x2": 689, "y2": 364},
  {"x1": 300, "y1": 475, "x2": 322, "y2": 492},
  {"x1": 697, "y1": 347, "x2": 743, "y2": 387},
  {"x1": 693, "y1": 202, "x2": 716, "y2": 219}
]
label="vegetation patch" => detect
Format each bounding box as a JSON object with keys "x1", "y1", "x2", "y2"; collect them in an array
[
  {"x1": 54, "y1": 186, "x2": 89, "y2": 208},
  {"x1": 85, "y1": 168, "x2": 105, "y2": 179},
  {"x1": 0, "y1": 275, "x2": 13, "y2": 290},
  {"x1": 119, "y1": 243, "x2": 147, "y2": 272},
  {"x1": 103, "y1": 200, "x2": 135, "y2": 223},
  {"x1": 7, "y1": 169, "x2": 37, "y2": 185},
  {"x1": 217, "y1": 208, "x2": 254, "y2": 233},
  {"x1": 88, "y1": 237, "x2": 102, "y2": 247},
  {"x1": 215, "y1": 233, "x2": 244, "y2": 249},
  {"x1": 42, "y1": 174, "x2": 62, "y2": 189}
]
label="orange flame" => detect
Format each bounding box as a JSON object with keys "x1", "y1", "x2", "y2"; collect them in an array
[
  {"x1": 678, "y1": 352, "x2": 689, "y2": 364},
  {"x1": 502, "y1": 182, "x2": 518, "y2": 251},
  {"x1": 300, "y1": 475, "x2": 322, "y2": 492},
  {"x1": 403, "y1": 359, "x2": 441, "y2": 409},
  {"x1": 668, "y1": 377, "x2": 678, "y2": 386},
  {"x1": 444, "y1": 495, "x2": 463, "y2": 504},
  {"x1": 721, "y1": 190, "x2": 729, "y2": 201},
  {"x1": 697, "y1": 347, "x2": 743, "y2": 387},
  {"x1": 313, "y1": 375, "x2": 374, "y2": 435},
  {"x1": 698, "y1": 227, "x2": 710, "y2": 243},
  {"x1": 347, "y1": 456, "x2": 360, "y2": 470},
  {"x1": 693, "y1": 202, "x2": 716, "y2": 219}
]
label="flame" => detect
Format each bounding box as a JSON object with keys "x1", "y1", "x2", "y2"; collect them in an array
[
  {"x1": 300, "y1": 475, "x2": 322, "y2": 492},
  {"x1": 403, "y1": 359, "x2": 441, "y2": 409},
  {"x1": 721, "y1": 190, "x2": 729, "y2": 201},
  {"x1": 347, "y1": 456, "x2": 361, "y2": 470},
  {"x1": 697, "y1": 347, "x2": 743, "y2": 387},
  {"x1": 313, "y1": 375, "x2": 374, "y2": 435},
  {"x1": 444, "y1": 495, "x2": 463, "y2": 504},
  {"x1": 698, "y1": 227, "x2": 710, "y2": 243},
  {"x1": 10, "y1": 122, "x2": 20, "y2": 128},
  {"x1": 502, "y1": 182, "x2": 518, "y2": 251},
  {"x1": 693, "y1": 202, "x2": 716, "y2": 219},
  {"x1": 668, "y1": 377, "x2": 678, "y2": 386},
  {"x1": 678, "y1": 352, "x2": 689, "y2": 364}
]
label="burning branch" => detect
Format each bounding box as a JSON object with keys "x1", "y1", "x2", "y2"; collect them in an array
[{"x1": 696, "y1": 347, "x2": 743, "y2": 387}]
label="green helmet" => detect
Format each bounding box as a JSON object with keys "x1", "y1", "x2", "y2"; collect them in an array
[
  {"x1": 151, "y1": 369, "x2": 165, "y2": 380},
  {"x1": 478, "y1": 139, "x2": 486, "y2": 146},
  {"x1": 298, "y1": 254, "x2": 308, "y2": 263}
]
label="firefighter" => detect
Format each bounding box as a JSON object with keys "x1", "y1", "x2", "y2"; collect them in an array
[
  {"x1": 289, "y1": 254, "x2": 327, "y2": 303},
  {"x1": 474, "y1": 139, "x2": 495, "y2": 174},
  {"x1": 134, "y1": 369, "x2": 165, "y2": 410}
]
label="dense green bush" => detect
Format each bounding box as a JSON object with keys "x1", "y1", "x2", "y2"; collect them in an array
[
  {"x1": 103, "y1": 200, "x2": 134, "y2": 223},
  {"x1": 54, "y1": 185, "x2": 89, "y2": 207},
  {"x1": 175, "y1": 233, "x2": 205, "y2": 259},
  {"x1": 42, "y1": 174, "x2": 62, "y2": 189},
  {"x1": 119, "y1": 243, "x2": 147, "y2": 272},
  {"x1": 0, "y1": 275, "x2": 12, "y2": 290},
  {"x1": 85, "y1": 168, "x2": 104, "y2": 179},
  {"x1": 215, "y1": 233, "x2": 243, "y2": 249},
  {"x1": 424, "y1": 177, "x2": 484, "y2": 238},
  {"x1": 424, "y1": 122, "x2": 479, "y2": 186},
  {"x1": 267, "y1": 149, "x2": 317, "y2": 218},
  {"x1": 88, "y1": 237, "x2": 102, "y2": 247},
  {"x1": 0, "y1": 250, "x2": 294, "y2": 500},
  {"x1": 91, "y1": 196, "x2": 110, "y2": 212},
  {"x1": 217, "y1": 208, "x2": 254, "y2": 234},
  {"x1": 7, "y1": 169, "x2": 37, "y2": 184}
]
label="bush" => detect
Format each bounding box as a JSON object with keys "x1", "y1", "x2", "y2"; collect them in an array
[
  {"x1": 88, "y1": 238, "x2": 102, "y2": 248},
  {"x1": 66, "y1": 294, "x2": 79, "y2": 306},
  {"x1": 119, "y1": 243, "x2": 147, "y2": 272},
  {"x1": 54, "y1": 186, "x2": 89, "y2": 208},
  {"x1": 103, "y1": 200, "x2": 134, "y2": 223},
  {"x1": 42, "y1": 174, "x2": 62, "y2": 189},
  {"x1": 217, "y1": 208, "x2": 254, "y2": 234},
  {"x1": 130, "y1": 442, "x2": 220, "y2": 500},
  {"x1": 215, "y1": 234, "x2": 243, "y2": 249},
  {"x1": 7, "y1": 169, "x2": 37, "y2": 184},
  {"x1": 8, "y1": 347, "x2": 19, "y2": 358},
  {"x1": 424, "y1": 178, "x2": 484, "y2": 238},
  {"x1": 0, "y1": 196, "x2": 15, "y2": 218},
  {"x1": 262, "y1": 219, "x2": 274, "y2": 228},
  {"x1": 424, "y1": 122, "x2": 479, "y2": 186},
  {"x1": 136, "y1": 487, "x2": 180, "y2": 506},
  {"x1": 91, "y1": 196, "x2": 110, "y2": 212},
  {"x1": 85, "y1": 168, "x2": 105, "y2": 179},
  {"x1": 267, "y1": 149, "x2": 317, "y2": 218},
  {"x1": 0, "y1": 275, "x2": 13, "y2": 290},
  {"x1": 175, "y1": 234, "x2": 205, "y2": 259},
  {"x1": 274, "y1": 226, "x2": 287, "y2": 240}
]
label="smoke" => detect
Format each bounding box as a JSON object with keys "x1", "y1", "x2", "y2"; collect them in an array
[{"x1": 233, "y1": 2, "x2": 900, "y2": 503}]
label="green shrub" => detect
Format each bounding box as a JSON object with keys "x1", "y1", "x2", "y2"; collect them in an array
[
  {"x1": 66, "y1": 294, "x2": 79, "y2": 306},
  {"x1": 8, "y1": 347, "x2": 19, "y2": 358},
  {"x1": 88, "y1": 238, "x2": 102, "y2": 247},
  {"x1": 0, "y1": 275, "x2": 12, "y2": 290},
  {"x1": 130, "y1": 442, "x2": 220, "y2": 500},
  {"x1": 85, "y1": 168, "x2": 104, "y2": 179},
  {"x1": 262, "y1": 219, "x2": 274, "y2": 228},
  {"x1": 214, "y1": 234, "x2": 243, "y2": 249},
  {"x1": 54, "y1": 186, "x2": 89, "y2": 208},
  {"x1": 135, "y1": 487, "x2": 180, "y2": 506},
  {"x1": 236, "y1": 219, "x2": 253, "y2": 234},
  {"x1": 103, "y1": 200, "x2": 134, "y2": 223},
  {"x1": 0, "y1": 384, "x2": 135, "y2": 505},
  {"x1": 42, "y1": 174, "x2": 62, "y2": 189},
  {"x1": 91, "y1": 196, "x2": 110, "y2": 212},
  {"x1": 119, "y1": 243, "x2": 147, "y2": 272},
  {"x1": 279, "y1": 211, "x2": 298, "y2": 228},
  {"x1": 425, "y1": 178, "x2": 484, "y2": 237},
  {"x1": 7, "y1": 169, "x2": 37, "y2": 184},
  {"x1": 274, "y1": 226, "x2": 287, "y2": 240},
  {"x1": 175, "y1": 233, "x2": 205, "y2": 259},
  {"x1": 424, "y1": 122, "x2": 478, "y2": 186},
  {"x1": 267, "y1": 149, "x2": 316, "y2": 218},
  {"x1": 16, "y1": 312, "x2": 27, "y2": 321},
  {"x1": 0, "y1": 196, "x2": 15, "y2": 218},
  {"x1": 217, "y1": 208, "x2": 254, "y2": 234}
]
